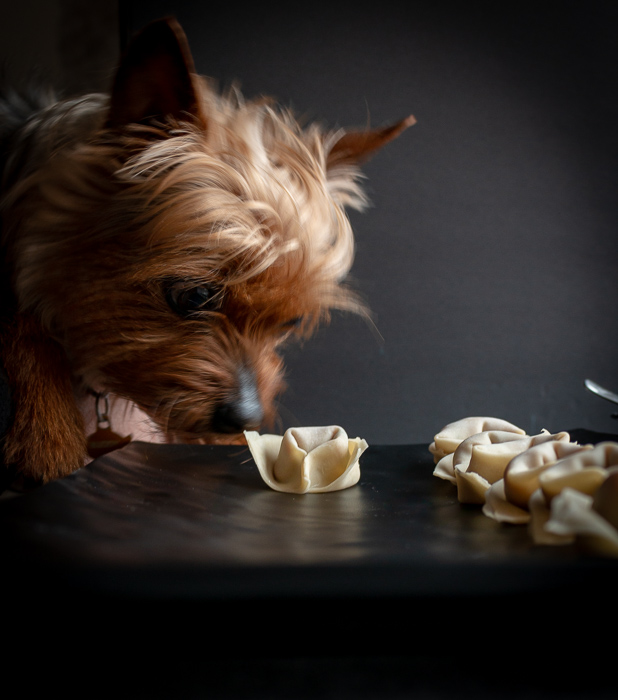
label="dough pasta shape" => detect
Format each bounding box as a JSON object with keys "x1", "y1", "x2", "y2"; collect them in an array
[
  {"x1": 435, "y1": 428, "x2": 569, "y2": 504},
  {"x1": 545, "y1": 486, "x2": 618, "y2": 556},
  {"x1": 430, "y1": 414, "x2": 618, "y2": 556},
  {"x1": 244, "y1": 426, "x2": 368, "y2": 494},
  {"x1": 483, "y1": 440, "x2": 589, "y2": 527},
  {"x1": 538, "y1": 441, "x2": 618, "y2": 503},
  {"x1": 504, "y1": 440, "x2": 592, "y2": 510},
  {"x1": 429, "y1": 416, "x2": 526, "y2": 463}
]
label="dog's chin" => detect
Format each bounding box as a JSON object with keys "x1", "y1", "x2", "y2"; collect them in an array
[
  {"x1": 166, "y1": 429, "x2": 248, "y2": 446},
  {"x1": 161, "y1": 415, "x2": 251, "y2": 445}
]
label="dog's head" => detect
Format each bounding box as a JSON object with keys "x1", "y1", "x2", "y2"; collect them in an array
[{"x1": 11, "y1": 19, "x2": 414, "y2": 442}]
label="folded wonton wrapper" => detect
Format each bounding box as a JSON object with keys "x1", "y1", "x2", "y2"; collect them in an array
[
  {"x1": 244, "y1": 426, "x2": 368, "y2": 494},
  {"x1": 485, "y1": 441, "x2": 618, "y2": 549},
  {"x1": 504, "y1": 440, "x2": 592, "y2": 510},
  {"x1": 527, "y1": 488, "x2": 572, "y2": 545},
  {"x1": 483, "y1": 480, "x2": 531, "y2": 525},
  {"x1": 483, "y1": 440, "x2": 590, "y2": 527},
  {"x1": 431, "y1": 415, "x2": 618, "y2": 557},
  {"x1": 435, "y1": 429, "x2": 570, "y2": 504},
  {"x1": 429, "y1": 416, "x2": 526, "y2": 464},
  {"x1": 537, "y1": 442, "x2": 618, "y2": 504},
  {"x1": 544, "y1": 477, "x2": 618, "y2": 557},
  {"x1": 532, "y1": 443, "x2": 618, "y2": 551}
]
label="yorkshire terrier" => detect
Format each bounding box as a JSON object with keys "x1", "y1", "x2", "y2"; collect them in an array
[{"x1": 0, "y1": 18, "x2": 413, "y2": 487}]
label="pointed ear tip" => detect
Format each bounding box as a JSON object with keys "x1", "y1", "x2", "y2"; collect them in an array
[
  {"x1": 141, "y1": 15, "x2": 183, "y2": 34},
  {"x1": 159, "y1": 16, "x2": 187, "y2": 38},
  {"x1": 129, "y1": 16, "x2": 190, "y2": 53},
  {"x1": 398, "y1": 114, "x2": 417, "y2": 131},
  {"x1": 383, "y1": 114, "x2": 416, "y2": 140},
  {"x1": 108, "y1": 15, "x2": 199, "y2": 128}
]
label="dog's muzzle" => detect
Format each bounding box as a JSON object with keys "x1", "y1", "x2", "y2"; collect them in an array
[{"x1": 212, "y1": 367, "x2": 264, "y2": 434}]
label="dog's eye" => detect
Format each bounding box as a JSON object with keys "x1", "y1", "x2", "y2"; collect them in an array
[
  {"x1": 281, "y1": 317, "x2": 303, "y2": 331},
  {"x1": 165, "y1": 282, "x2": 221, "y2": 317}
]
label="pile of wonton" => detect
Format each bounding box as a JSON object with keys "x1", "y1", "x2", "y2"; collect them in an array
[{"x1": 431, "y1": 416, "x2": 618, "y2": 556}]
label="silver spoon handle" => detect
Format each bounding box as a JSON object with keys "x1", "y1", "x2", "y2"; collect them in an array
[{"x1": 585, "y1": 379, "x2": 618, "y2": 405}]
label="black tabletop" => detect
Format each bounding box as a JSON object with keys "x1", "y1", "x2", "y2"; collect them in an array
[
  {"x1": 4, "y1": 432, "x2": 618, "y2": 599},
  {"x1": 3, "y1": 434, "x2": 617, "y2": 693}
]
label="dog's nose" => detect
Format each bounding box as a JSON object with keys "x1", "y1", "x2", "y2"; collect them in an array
[{"x1": 212, "y1": 368, "x2": 264, "y2": 433}]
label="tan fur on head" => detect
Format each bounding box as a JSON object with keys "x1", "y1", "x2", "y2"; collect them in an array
[
  {"x1": 10, "y1": 86, "x2": 369, "y2": 335},
  {"x1": 0, "y1": 17, "x2": 414, "y2": 483}
]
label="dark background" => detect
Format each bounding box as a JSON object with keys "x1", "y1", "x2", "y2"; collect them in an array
[
  {"x1": 3, "y1": 0, "x2": 617, "y2": 445},
  {"x1": 1, "y1": 6, "x2": 617, "y2": 694}
]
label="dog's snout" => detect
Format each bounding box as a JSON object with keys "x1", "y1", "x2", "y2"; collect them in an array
[
  {"x1": 212, "y1": 369, "x2": 264, "y2": 433},
  {"x1": 213, "y1": 399, "x2": 263, "y2": 433}
]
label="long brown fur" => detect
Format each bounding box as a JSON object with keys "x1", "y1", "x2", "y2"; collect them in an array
[{"x1": 0, "y1": 18, "x2": 414, "y2": 484}]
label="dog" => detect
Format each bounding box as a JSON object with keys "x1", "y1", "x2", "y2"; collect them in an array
[{"x1": 0, "y1": 17, "x2": 414, "y2": 487}]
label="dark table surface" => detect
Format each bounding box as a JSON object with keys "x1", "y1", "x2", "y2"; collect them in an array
[
  {"x1": 4, "y1": 430, "x2": 618, "y2": 598},
  {"x1": 3, "y1": 432, "x2": 617, "y2": 696}
]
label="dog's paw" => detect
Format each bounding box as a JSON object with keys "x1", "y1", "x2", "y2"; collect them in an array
[{"x1": 3, "y1": 418, "x2": 87, "y2": 484}]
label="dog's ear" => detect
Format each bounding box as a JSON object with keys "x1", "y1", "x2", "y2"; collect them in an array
[
  {"x1": 327, "y1": 115, "x2": 416, "y2": 167},
  {"x1": 107, "y1": 17, "x2": 203, "y2": 127}
]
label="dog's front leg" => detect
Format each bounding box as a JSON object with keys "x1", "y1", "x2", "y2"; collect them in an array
[{"x1": 1, "y1": 313, "x2": 86, "y2": 484}]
